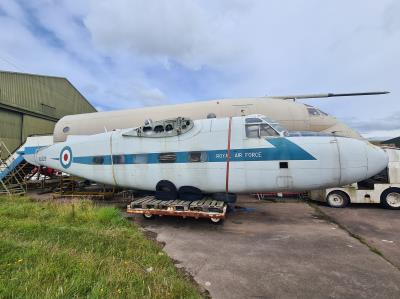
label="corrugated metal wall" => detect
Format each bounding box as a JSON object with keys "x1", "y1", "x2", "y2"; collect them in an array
[
  {"x1": 0, "y1": 108, "x2": 22, "y2": 159},
  {"x1": 0, "y1": 71, "x2": 96, "y2": 156},
  {"x1": 22, "y1": 115, "x2": 54, "y2": 141},
  {"x1": 0, "y1": 71, "x2": 95, "y2": 119}
]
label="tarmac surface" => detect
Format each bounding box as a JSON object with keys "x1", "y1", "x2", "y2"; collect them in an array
[{"x1": 129, "y1": 196, "x2": 400, "y2": 299}]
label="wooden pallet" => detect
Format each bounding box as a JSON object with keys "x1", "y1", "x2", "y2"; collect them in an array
[
  {"x1": 189, "y1": 199, "x2": 225, "y2": 213},
  {"x1": 130, "y1": 197, "x2": 224, "y2": 213}
]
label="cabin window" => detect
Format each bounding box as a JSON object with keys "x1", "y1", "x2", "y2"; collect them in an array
[
  {"x1": 260, "y1": 124, "x2": 279, "y2": 137},
  {"x1": 158, "y1": 152, "x2": 176, "y2": 163},
  {"x1": 189, "y1": 151, "x2": 207, "y2": 162},
  {"x1": 63, "y1": 126, "x2": 70, "y2": 133},
  {"x1": 112, "y1": 155, "x2": 125, "y2": 164},
  {"x1": 280, "y1": 162, "x2": 288, "y2": 169},
  {"x1": 165, "y1": 124, "x2": 174, "y2": 132},
  {"x1": 134, "y1": 154, "x2": 148, "y2": 164},
  {"x1": 92, "y1": 156, "x2": 104, "y2": 165}
]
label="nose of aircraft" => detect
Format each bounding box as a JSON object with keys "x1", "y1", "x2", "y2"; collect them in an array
[{"x1": 366, "y1": 144, "x2": 389, "y2": 178}]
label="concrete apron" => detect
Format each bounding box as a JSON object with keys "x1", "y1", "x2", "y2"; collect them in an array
[{"x1": 131, "y1": 196, "x2": 400, "y2": 299}]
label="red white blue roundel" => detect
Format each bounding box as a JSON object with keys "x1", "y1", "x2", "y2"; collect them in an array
[{"x1": 59, "y1": 146, "x2": 73, "y2": 169}]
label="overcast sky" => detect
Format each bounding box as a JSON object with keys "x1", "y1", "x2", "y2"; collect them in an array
[{"x1": 0, "y1": 0, "x2": 399, "y2": 139}]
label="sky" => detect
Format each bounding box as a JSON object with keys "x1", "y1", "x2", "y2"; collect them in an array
[{"x1": 0, "y1": 0, "x2": 399, "y2": 139}]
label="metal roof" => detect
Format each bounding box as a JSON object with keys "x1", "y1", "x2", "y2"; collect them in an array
[{"x1": 0, "y1": 70, "x2": 96, "y2": 121}]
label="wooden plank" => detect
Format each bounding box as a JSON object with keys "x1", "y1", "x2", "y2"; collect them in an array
[
  {"x1": 153, "y1": 199, "x2": 163, "y2": 206},
  {"x1": 145, "y1": 198, "x2": 159, "y2": 208},
  {"x1": 190, "y1": 200, "x2": 199, "y2": 208}
]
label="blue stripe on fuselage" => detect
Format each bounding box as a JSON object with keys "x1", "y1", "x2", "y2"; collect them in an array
[{"x1": 69, "y1": 137, "x2": 316, "y2": 165}]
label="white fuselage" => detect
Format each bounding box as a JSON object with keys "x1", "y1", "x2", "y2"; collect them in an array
[{"x1": 26, "y1": 116, "x2": 388, "y2": 193}]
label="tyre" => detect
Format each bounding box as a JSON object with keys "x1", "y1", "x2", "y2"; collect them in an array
[
  {"x1": 380, "y1": 187, "x2": 400, "y2": 210},
  {"x1": 155, "y1": 190, "x2": 178, "y2": 201},
  {"x1": 178, "y1": 186, "x2": 204, "y2": 201},
  {"x1": 326, "y1": 190, "x2": 350, "y2": 208},
  {"x1": 143, "y1": 213, "x2": 155, "y2": 219},
  {"x1": 156, "y1": 180, "x2": 177, "y2": 193},
  {"x1": 212, "y1": 192, "x2": 237, "y2": 203},
  {"x1": 210, "y1": 217, "x2": 224, "y2": 224}
]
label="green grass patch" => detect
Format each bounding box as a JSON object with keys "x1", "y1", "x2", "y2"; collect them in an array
[{"x1": 0, "y1": 197, "x2": 202, "y2": 298}]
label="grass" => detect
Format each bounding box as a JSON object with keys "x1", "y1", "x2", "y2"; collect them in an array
[{"x1": 0, "y1": 196, "x2": 202, "y2": 299}]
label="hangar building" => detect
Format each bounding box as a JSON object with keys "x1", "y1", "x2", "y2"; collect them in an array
[{"x1": 0, "y1": 71, "x2": 96, "y2": 158}]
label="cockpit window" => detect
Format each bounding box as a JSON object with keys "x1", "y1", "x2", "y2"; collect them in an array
[
  {"x1": 306, "y1": 105, "x2": 329, "y2": 117},
  {"x1": 245, "y1": 118, "x2": 262, "y2": 124},
  {"x1": 260, "y1": 124, "x2": 279, "y2": 136},
  {"x1": 246, "y1": 124, "x2": 279, "y2": 138},
  {"x1": 318, "y1": 109, "x2": 328, "y2": 116},
  {"x1": 307, "y1": 107, "x2": 320, "y2": 116},
  {"x1": 246, "y1": 124, "x2": 260, "y2": 138}
]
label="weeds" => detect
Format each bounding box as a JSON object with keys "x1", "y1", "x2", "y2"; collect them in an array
[{"x1": 0, "y1": 196, "x2": 201, "y2": 299}]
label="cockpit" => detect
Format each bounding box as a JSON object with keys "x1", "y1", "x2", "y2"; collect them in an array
[
  {"x1": 305, "y1": 104, "x2": 329, "y2": 116},
  {"x1": 244, "y1": 114, "x2": 288, "y2": 138}
]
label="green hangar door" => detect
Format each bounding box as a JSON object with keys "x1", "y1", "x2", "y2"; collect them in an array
[{"x1": 0, "y1": 108, "x2": 22, "y2": 159}]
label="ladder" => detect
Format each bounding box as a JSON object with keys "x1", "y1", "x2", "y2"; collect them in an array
[{"x1": 0, "y1": 140, "x2": 27, "y2": 196}]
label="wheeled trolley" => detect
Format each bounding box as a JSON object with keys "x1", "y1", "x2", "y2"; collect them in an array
[{"x1": 127, "y1": 196, "x2": 227, "y2": 223}]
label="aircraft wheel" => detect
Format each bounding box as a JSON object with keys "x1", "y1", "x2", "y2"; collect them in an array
[
  {"x1": 156, "y1": 180, "x2": 177, "y2": 193},
  {"x1": 326, "y1": 190, "x2": 350, "y2": 208},
  {"x1": 178, "y1": 186, "x2": 204, "y2": 201},
  {"x1": 155, "y1": 180, "x2": 178, "y2": 201},
  {"x1": 381, "y1": 187, "x2": 400, "y2": 210}
]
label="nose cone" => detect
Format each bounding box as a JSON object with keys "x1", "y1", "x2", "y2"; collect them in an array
[{"x1": 366, "y1": 145, "x2": 389, "y2": 178}]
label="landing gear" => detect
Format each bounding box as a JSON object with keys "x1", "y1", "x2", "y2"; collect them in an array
[{"x1": 326, "y1": 190, "x2": 350, "y2": 208}]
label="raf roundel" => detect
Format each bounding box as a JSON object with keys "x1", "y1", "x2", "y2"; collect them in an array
[{"x1": 59, "y1": 146, "x2": 73, "y2": 169}]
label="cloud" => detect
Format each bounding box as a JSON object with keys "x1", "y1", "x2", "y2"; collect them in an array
[
  {"x1": 84, "y1": 0, "x2": 247, "y2": 70},
  {"x1": 343, "y1": 112, "x2": 400, "y2": 133},
  {"x1": 0, "y1": 0, "x2": 399, "y2": 139}
]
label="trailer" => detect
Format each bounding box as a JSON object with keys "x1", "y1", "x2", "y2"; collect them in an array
[
  {"x1": 310, "y1": 148, "x2": 400, "y2": 209},
  {"x1": 127, "y1": 196, "x2": 227, "y2": 223}
]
